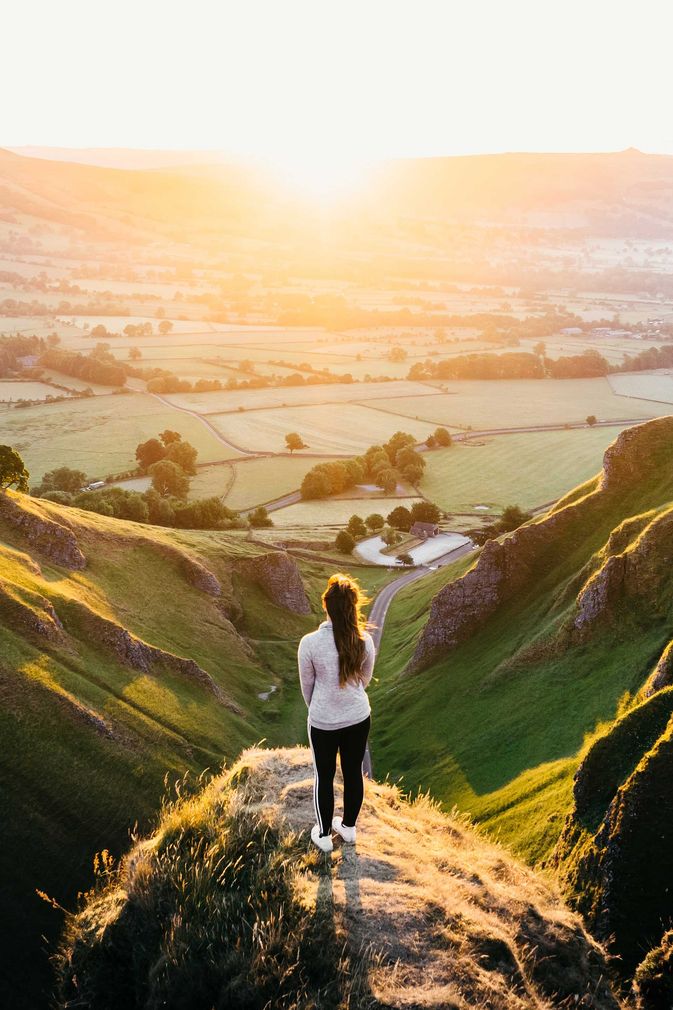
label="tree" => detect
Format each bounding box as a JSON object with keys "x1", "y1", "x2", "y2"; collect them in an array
[
  {"x1": 425, "y1": 433, "x2": 437, "y2": 448},
  {"x1": 285, "y1": 432, "x2": 306, "y2": 453},
  {"x1": 249, "y1": 506, "x2": 273, "y2": 528},
  {"x1": 396, "y1": 552, "x2": 414, "y2": 566},
  {"x1": 410, "y1": 501, "x2": 441, "y2": 524},
  {"x1": 35, "y1": 466, "x2": 87, "y2": 494},
  {"x1": 388, "y1": 346, "x2": 407, "y2": 362},
  {"x1": 387, "y1": 505, "x2": 412, "y2": 531},
  {"x1": 159, "y1": 429, "x2": 181, "y2": 446},
  {"x1": 158, "y1": 320, "x2": 173, "y2": 335},
  {"x1": 346, "y1": 514, "x2": 367, "y2": 539},
  {"x1": 499, "y1": 505, "x2": 531, "y2": 531},
  {"x1": 586, "y1": 414, "x2": 598, "y2": 426},
  {"x1": 365, "y1": 513, "x2": 385, "y2": 532},
  {"x1": 376, "y1": 467, "x2": 399, "y2": 494},
  {"x1": 435, "y1": 427, "x2": 452, "y2": 447},
  {"x1": 0, "y1": 445, "x2": 29, "y2": 491},
  {"x1": 148, "y1": 459, "x2": 190, "y2": 499},
  {"x1": 335, "y1": 530, "x2": 355, "y2": 554},
  {"x1": 385, "y1": 431, "x2": 416, "y2": 463},
  {"x1": 128, "y1": 347, "x2": 142, "y2": 361},
  {"x1": 380, "y1": 526, "x2": 401, "y2": 547},
  {"x1": 301, "y1": 469, "x2": 332, "y2": 500},
  {"x1": 165, "y1": 439, "x2": 198, "y2": 476},
  {"x1": 135, "y1": 438, "x2": 166, "y2": 472}
]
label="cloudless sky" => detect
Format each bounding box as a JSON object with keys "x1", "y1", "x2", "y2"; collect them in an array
[{"x1": 3, "y1": 0, "x2": 672, "y2": 161}]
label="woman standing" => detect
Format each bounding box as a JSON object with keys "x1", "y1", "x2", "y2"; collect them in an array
[{"x1": 298, "y1": 573, "x2": 376, "y2": 852}]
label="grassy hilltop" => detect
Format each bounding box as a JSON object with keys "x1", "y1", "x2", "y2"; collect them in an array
[{"x1": 54, "y1": 746, "x2": 622, "y2": 1010}]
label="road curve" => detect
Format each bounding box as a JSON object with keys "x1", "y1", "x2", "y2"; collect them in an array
[{"x1": 361, "y1": 539, "x2": 476, "y2": 777}]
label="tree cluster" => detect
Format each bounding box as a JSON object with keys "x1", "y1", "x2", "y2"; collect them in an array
[{"x1": 301, "y1": 431, "x2": 427, "y2": 501}]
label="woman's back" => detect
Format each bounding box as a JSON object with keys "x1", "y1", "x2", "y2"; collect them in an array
[{"x1": 298, "y1": 618, "x2": 375, "y2": 731}]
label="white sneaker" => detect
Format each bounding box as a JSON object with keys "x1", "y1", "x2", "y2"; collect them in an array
[
  {"x1": 311, "y1": 823, "x2": 333, "y2": 852},
  {"x1": 332, "y1": 816, "x2": 356, "y2": 843}
]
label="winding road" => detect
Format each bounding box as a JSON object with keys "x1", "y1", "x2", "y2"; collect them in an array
[{"x1": 361, "y1": 538, "x2": 476, "y2": 777}]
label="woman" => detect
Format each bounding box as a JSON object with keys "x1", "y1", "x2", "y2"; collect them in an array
[{"x1": 298, "y1": 572, "x2": 376, "y2": 852}]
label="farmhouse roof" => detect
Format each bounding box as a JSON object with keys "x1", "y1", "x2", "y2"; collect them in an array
[{"x1": 410, "y1": 521, "x2": 439, "y2": 536}]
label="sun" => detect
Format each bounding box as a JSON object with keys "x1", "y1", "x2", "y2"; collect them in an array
[{"x1": 259, "y1": 148, "x2": 374, "y2": 202}]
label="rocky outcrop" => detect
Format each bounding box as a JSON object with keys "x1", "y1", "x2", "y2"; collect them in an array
[
  {"x1": 0, "y1": 491, "x2": 86, "y2": 570},
  {"x1": 572, "y1": 507, "x2": 673, "y2": 640},
  {"x1": 235, "y1": 551, "x2": 311, "y2": 614},
  {"x1": 138, "y1": 538, "x2": 222, "y2": 596},
  {"x1": 69, "y1": 603, "x2": 243, "y2": 714},
  {"x1": 599, "y1": 416, "x2": 673, "y2": 492},
  {"x1": 553, "y1": 689, "x2": 673, "y2": 975},
  {"x1": 406, "y1": 530, "x2": 541, "y2": 673},
  {"x1": 407, "y1": 417, "x2": 673, "y2": 674},
  {"x1": 0, "y1": 577, "x2": 63, "y2": 641},
  {"x1": 645, "y1": 640, "x2": 673, "y2": 696}
]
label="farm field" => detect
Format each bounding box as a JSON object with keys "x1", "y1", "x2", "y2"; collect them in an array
[
  {"x1": 371, "y1": 377, "x2": 662, "y2": 428},
  {"x1": 208, "y1": 402, "x2": 438, "y2": 454},
  {"x1": 268, "y1": 495, "x2": 424, "y2": 528},
  {"x1": 38, "y1": 369, "x2": 116, "y2": 394},
  {"x1": 162, "y1": 378, "x2": 432, "y2": 413},
  {"x1": 0, "y1": 392, "x2": 242, "y2": 485},
  {"x1": 0, "y1": 380, "x2": 73, "y2": 401},
  {"x1": 607, "y1": 370, "x2": 673, "y2": 403},
  {"x1": 420, "y1": 425, "x2": 631, "y2": 513},
  {"x1": 219, "y1": 456, "x2": 318, "y2": 509}
]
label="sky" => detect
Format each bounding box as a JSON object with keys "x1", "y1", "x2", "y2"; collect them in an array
[{"x1": 3, "y1": 0, "x2": 672, "y2": 180}]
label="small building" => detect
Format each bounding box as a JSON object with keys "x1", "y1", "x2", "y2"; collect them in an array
[{"x1": 410, "y1": 521, "x2": 439, "y2": 539}]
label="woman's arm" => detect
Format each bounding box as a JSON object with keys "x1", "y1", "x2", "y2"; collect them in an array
[
  {"x1": 297, "y1": 635, "x2": 316, "y2": 706},
  {"x1": 360, "y1": 634, "x2": 376, "y2": 688}
]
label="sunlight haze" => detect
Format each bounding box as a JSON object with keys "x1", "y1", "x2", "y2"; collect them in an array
[{"x1": 3, "y1": 0, "x2": 672, "y2": 174}]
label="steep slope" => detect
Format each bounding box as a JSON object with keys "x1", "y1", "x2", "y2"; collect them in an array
[
  {"x1": 55, "y1": 745, "x2": 622, "y2": 1010},
  {"x1": 0, "y1": 490, "x2": 318, "y2": 1009},
  {"x1": 552, "y1": 683, "x2": 673, "y2": 976},
  {"x1": 368, "y1": 416, "x2": 673, "y2": 867}
]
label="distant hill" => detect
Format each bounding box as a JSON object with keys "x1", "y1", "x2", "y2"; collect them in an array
[
  {"x1": 54, "y1": 744, "x2": 622, "y2": 1009},
  {"x1": 0, "y1": 490, "x2": 320, "y2": 1008},
  {"x1": 3, "y1": 147, "x2": 673, "y2": 249},
  {"x1": 370, "y1": 415, "x2": 673, "y2": 983}
]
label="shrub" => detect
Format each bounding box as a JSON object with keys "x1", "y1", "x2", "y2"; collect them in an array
[{"x1": 335, "y1": 530, "x2": 355, "y2": 554}]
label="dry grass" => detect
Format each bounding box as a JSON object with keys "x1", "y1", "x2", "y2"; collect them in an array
[{"x1": 56, "y1": 745, "x2": 623, "y2": 1009}]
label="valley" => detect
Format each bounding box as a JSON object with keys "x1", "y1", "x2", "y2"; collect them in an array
[{"x1": 3, "y1": 145, "x2": 673, "y2": 1007}]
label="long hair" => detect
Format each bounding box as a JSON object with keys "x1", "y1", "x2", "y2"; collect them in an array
[{"x1": 322, "y1": 573, "x2": 372, "y2": 687}]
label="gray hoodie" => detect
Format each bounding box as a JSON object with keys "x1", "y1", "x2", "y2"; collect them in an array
[{"x1": 298, "y1": 618, "x2": 375, "y2": 730}]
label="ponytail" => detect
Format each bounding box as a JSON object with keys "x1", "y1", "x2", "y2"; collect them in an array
[{"x1": 322, "y1": 573, "x2": 371, "y2": 686}]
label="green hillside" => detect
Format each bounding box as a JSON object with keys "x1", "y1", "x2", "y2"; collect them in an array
[
  {"x1": 0, "y1": 490, "x2": 389, "y2": 1008},
  {"x1": 369, "y1": 416, "x2": 673, "y2": 864}
]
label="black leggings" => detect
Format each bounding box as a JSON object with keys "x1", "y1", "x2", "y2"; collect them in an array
[{"x1": 308, "y1": 715, "x2": 371, "y2": 836}]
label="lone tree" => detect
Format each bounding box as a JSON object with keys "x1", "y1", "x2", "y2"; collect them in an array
[
  {"x1": 346, "y1": 514, "x2": 367, "y2": 539},
  {"x1": 0, "y1": 445, "x2": 29, "y2": 492},
  {"x1": 335, "y1": 530, "x2": 355, "y2": 554},
  {"x1": 435, "y1": 427, "x2": 452, "y2": 447},
  {"x1": 148, "y1": 459, "x2": 190, "y2": 499},
  {"x1": 249, "y1": 506, "x2": 273, "y2": 528},
  {"x1": 365, "y1": 513, "x2": 385, "y2": 532},
  {"x1": 410, "y1": 501, "x2": 441, "y2": 525},
  {"x1": 396, "y1": 552, "x2": 414, "y2": 566},
  {"x1": 128, "y1": 347, "x2": 142, "y2": 361},
  {"x1": 285, "y1": 432, "x2": 306, "y2": 453},
  {"x1": 586, "y1": 414, "x2": 598, "y2": 426},
  {"x1": 158, "y1": 320, "x2": 173, "y2": 335}
]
